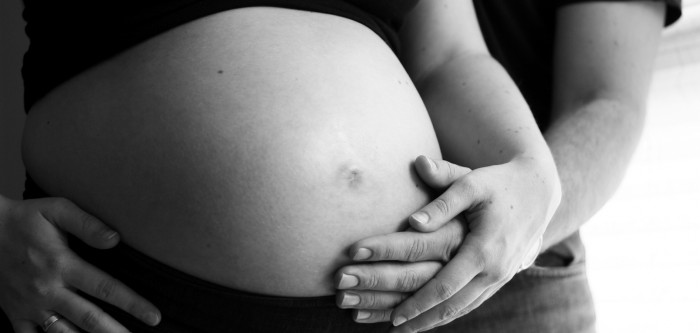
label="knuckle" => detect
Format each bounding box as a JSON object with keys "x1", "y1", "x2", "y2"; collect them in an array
[
  {"x1": 405, "y1": 239, "x2": 427, "y2": 262},
  {"x1": 491, "y1": 266, "x2": 510, "y2": 282},
  {"x1": 95, "y1": 278, "x2": 119, "y2": 300},
  {"x1": 41, "y1": 253, "x2": 66, "y2": 273},
  {"x1": 456, "y1": 176, "x2": 480, "y2": 198},
  {"x1": 379, "y1": 244, "x2": 396, "y2": 260},
  {"x1": 395, "y1": 270, "x2": 421, "y2": 292},
  {"x1": 364, "y1": 273, "x2": 381, "y2": 289},
  {"x1": 368, "y1": 310, "x2": 389, "y2": 322},
  {"x1": 124, "y1": 300, "x2": 143, "y2": 316},
  {"x1": 472, "y1": 246, "x2": 491, "y2": 272},
  {"x1": 446, "y1": 162, "x2": 457, "y2": 180},
  {"x1": 51, "y1": 198, "x2": 73, "y2": 214},
  {"x1": 78, "y1": 211, "x2": 98, "y2": 236},
  {"x1": 52, "y1": 324, "x2": 74, "y2": 333},
  {"x1": 483, "y1": 270, "x2": 503, "y2": 284},
  {"x1": 438, "y1": 303, "x2": 462, "y2": 322},
  {"x1": 440, "y1": 246, "x2": 453, "y2": 263},
  {"x1": 360, "y1": 293, "x2": 384, "y2": 309},
  {"x1": 433, "y1": 280, "x2": 457, "y2": 301},
  {"x1": 440, "y1": 231, "x2": 462, "y2": 262},
  {"x1": 433, "y1": 197, "x2": 451, "y2": 216},
  {"x1": 406, "y1": 300, "x2": 427, "y2": 317},
  {"x1": 438, "y1": 309, "x2": 469, "y2": 328},
  {"x1": 79, "y1": 310, "x2": 103, "y2": 331},
  {"x1": 362, "y1": 292, "x2": 378, "y2": 308},
  {"x1": 28, "y1": 278, "x2": 55, "y2": 301}
]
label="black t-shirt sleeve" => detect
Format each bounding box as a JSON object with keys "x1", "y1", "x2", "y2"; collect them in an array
[{"x1": 556, "y1": 0, "x2": 682, "y2": 26}]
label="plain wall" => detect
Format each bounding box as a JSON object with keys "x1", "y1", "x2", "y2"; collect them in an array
[{"x1": 0, "y1": 0, "x2": 28, "y2": 200}]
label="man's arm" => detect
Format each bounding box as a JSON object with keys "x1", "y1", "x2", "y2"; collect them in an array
[
  {"x1": 332, "y1": 1, "x2": 668, "y2": 330},
  {"x1": 400, "y1": 0, "x2": 556, "y2": 172},
  {"x1": 351, "y1": 1, "x2": 562, "y2": 331},
  {"x1": 543, "y1": 1, "x2": 665, "y2": 250}
]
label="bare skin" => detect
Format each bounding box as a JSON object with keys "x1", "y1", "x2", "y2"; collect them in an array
[
  {"x1": 1, "y1": 1, "x2": 561, "y2": 332},
  {"x1": 336, "y1": 2, "x2": 666, "y2": 332}
]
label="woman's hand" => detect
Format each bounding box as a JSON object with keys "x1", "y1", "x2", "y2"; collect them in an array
[
  {"x1": 336, "y1": 155, "x2": 560, "y2": 332},
  {"x1": 0, "y1": 196, "x2": 160, "y2": 333}
]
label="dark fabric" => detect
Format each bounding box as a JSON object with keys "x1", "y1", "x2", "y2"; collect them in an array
[
  {"x1": 21, "y1": 0, "x2": 419, "y2": 112},
  {"x1": 474, "y1": 0, "x2": 682, "y2": 130},
  {"x1": 72, "y1": 239, "x2": 391, "y2": 333},
  {"x1": 432, "y1": 261, "x2": 597, "y2": 333},
  {"x1": 13, "y1": 177, "x2": 393, "y2": 333}
]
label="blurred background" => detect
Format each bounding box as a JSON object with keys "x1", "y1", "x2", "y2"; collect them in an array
[
  {"x1": 584, "y1": 1, "x2": 700, "y2": 332},
  {"x1": 1, "y1": 1, "x2": 699, "y2": 332}
]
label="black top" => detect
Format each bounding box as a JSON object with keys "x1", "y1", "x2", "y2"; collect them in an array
[
  {"x1": 21, "y1": 0, "x2": 419, "y2": 111},
  {"x1": 474, "y1": 0, "x2": 682, "y2": 130}
]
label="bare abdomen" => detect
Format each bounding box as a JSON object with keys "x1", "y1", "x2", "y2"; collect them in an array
[{"x1": 22, "y1": 7, "x2": 441, "y2": 296}]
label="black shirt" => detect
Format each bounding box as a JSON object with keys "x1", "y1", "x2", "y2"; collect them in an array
[
  {"x1": 474, "y1": 0, "x2": 681, "y2": 130},
  {"x1": 21, "y1": 0, "x2": 419, "y2": 111}
]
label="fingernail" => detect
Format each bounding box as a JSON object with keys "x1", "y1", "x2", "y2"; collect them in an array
[
  {"x1": 103, "y1": 230, "x2": 118, "y2": 240},
  {"x1": 338, "y1": 273, "x2": 359, "y2": 289},
  {"x1": 353, "y1": 248, "x2": 372, "y2": 260},
  {"x1": 356, "y1": 310, "x2": 371, "y2": 320},
  {"x1": 342, "y1": 292, "x2": 360, "y2": 306},
  {"x1": 394, "y1": 316, "x2": 407, "y2": 326},
  {"x1": 427, "y1": 157, "x2": 437, "y2": 171},
  {"x1": 143, "y1": 312, "x2": 160, "y2": 326},
  {"x1": 411, "y1": 212, "x2": 429, "y2": 224}
]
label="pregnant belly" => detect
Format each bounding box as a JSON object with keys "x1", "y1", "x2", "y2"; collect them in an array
[{"x1": 22, "y1": 7, "x2": 442, "y2": 296}]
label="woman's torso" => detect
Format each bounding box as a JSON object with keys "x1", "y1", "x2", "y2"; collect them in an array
[{"x1": 22, "y1": 7, "x2": 441, "y2": 296}]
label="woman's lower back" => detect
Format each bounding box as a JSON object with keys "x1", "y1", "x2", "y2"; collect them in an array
[{"x1": 22, "y1": 7, "x2": 442, "y2": 296}]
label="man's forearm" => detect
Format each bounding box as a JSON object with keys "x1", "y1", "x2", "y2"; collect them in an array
[
  {"x1": 416, "y1": 53, "x2": 554, "y2": 170},
  {"x1": 542, "y1": 98, "x2": 646, "y2": 250}
]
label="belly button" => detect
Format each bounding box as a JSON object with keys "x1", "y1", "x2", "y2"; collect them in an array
[{"x1": 339, "y1": 166, "x2": 363, "y2": 189}]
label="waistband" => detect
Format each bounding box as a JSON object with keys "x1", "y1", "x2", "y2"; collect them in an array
[
  {"x1": 71, "y1": 238, "x2": 392, "y2": 332},
  {"x1": 25, "y1": 175, "x2": 389, "y2": 332}
]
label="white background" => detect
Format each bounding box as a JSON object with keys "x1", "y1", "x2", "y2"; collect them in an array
[{"x1": 585, "y1": 2, "x2": 700, "y2": 332}]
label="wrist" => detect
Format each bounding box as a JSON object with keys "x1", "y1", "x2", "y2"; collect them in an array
[{"x1": 512, "y1": 153, "x2": 562, "y2": 225}]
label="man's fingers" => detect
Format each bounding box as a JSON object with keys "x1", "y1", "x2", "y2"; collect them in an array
[
  {"x1": 389, "y1": 240, "x2": 485, "y2": 327},
  {"x1": 414, "y1": 156, "x2": 471, "y2": 189},
  {"x1": 336, "y1": 291, "x2": 408, "y2": 310},
  {"x1": 409, "y1": 157, "x2": 478, "y2": 232},
  {"x1": 336, "y1": 262, "x2": 442, "y2": 292},
  {"x1": 63, "y1": 257, "x2": 160, "y2": 326},
  {"x1": 432, "y1": 283, "x2": 504, "y2": 330},
  {"x1": 353, "y1": 309, "x2": 393, "y2": 324},
  {"x1": 41, "y1": 198, "x2": 119, "y2": 249},
  {"x1": 390, "y1": 277, "x2": 492, "y2": 333},
  {"x1": 408, "y1": 180, "x2": 481, "y2": 232},
  {"x1": 349, "y1": 219, "x2": 465, "y2": 262}
]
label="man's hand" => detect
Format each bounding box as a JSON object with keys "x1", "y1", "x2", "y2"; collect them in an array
[
  {"x1": 0, "y1": 196, "x2": 160, "y2": 333},
  {"x1": 336, "y1": 155, "x2": 560, "y2": 332},
  {"x1": 335, "y1": 219, "x2": 465, "y2": 323}
]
